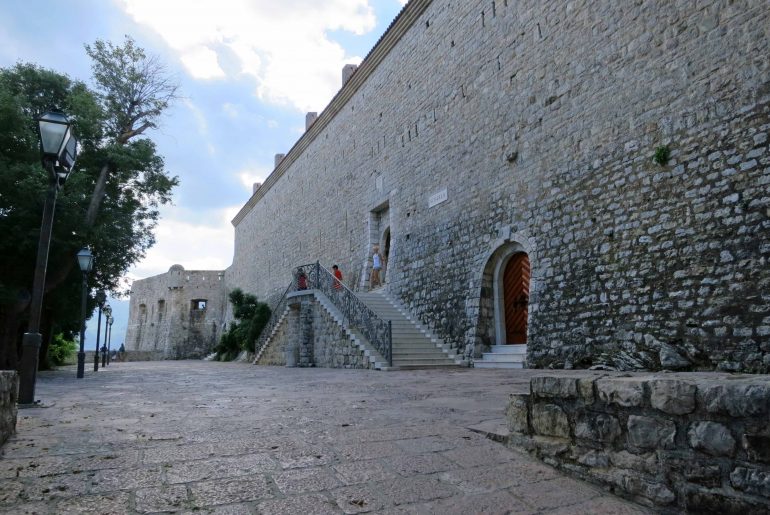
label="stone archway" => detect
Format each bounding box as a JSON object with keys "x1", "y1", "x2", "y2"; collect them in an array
[{"x1": 475, "y1": 238, "x2": 534, "y2": 356}]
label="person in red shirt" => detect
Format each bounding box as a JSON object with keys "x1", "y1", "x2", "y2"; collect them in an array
[
  {"x1": 297, "y1": 269, "x2": 308, "y2": 290},
  {"x1": 332, "y1": 265, "x2": 343, "y2": 290}
]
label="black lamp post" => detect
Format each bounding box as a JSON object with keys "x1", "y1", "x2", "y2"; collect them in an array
[
  {"x1": 102, "y1": 305, "x2": 111, "y2": 367},
  {"x1": 94, "y1": 291, "x2": 106, "y2": 372},
  {"x1": 18, "y1": 111, "x2": 78, "y2": 404},
  {"x1": 76, "y1": 248, "x2": 94, "y2": 379},
  {"x1": 106, "y1": 315, "x2": 114, "y2": 366}
]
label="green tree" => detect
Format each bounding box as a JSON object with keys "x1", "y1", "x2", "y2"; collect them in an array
[
  {"x1": 215, "y1": 289, "x2": 271, "y2": 361},
  {"x1": 0, "y1": 36, "x2": 179, "y2": 370}
]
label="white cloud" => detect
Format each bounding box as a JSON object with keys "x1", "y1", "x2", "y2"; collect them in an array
[
  {"x1": 127, "y1": 206, "x2": 241, "y2": 279},
  {"x1": 179, "y1": 45, "x2": 226, "y2": 79},
  {"x1": 184, "y1": 99, "x2": 209, "y2": 135},
  {"x1": 222, "y1": 102, "x2": 240, "y2": 118},
  {"x1": 119, "y1": 0, "x2": 377, "y2": 112},
  {"x1": 237, "y1": 166, "x2": 271, "y2": 193}
]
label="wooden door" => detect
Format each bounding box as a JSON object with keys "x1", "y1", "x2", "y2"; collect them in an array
[{"x1": 503, "y1": 253, "x2": 530, "y2": 344}]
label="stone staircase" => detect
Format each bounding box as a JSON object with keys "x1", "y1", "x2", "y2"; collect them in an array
[
  {"x1": 473, "y1": 344, "x2": 527, "y2": 369},
  {"x1": 356, "y1": 289, "x2": 464, "y2": 369}
]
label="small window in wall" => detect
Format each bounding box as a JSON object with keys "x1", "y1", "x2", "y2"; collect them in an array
[
  {"x1": 191, "y1": 299, "x2": 207, "y2": 311},
  {"x1": 158, "y1": 299, "x2": 165, "y2": 323}
]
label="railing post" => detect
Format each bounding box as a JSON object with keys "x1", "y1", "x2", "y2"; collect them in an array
[
  {"x1": 388, "y1": 320, "x2": 393, "y2": 367},
  {"x1": 315, "y1": 261, "x2": 320, "y2": 290}
]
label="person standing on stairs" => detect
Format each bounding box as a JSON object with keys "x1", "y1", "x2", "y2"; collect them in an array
[
  {"x1": 332, "y1": 265, "x2": 343, "y2": 290},
  {"x1": 370, "y1": 245, "x2": 384, "y2": 290}
]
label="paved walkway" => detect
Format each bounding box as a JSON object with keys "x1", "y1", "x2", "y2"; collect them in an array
[{"x1": 0, "y1": 362, "x2": 649, "y2": 514}]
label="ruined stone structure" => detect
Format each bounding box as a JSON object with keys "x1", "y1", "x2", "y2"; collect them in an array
[
  {"x1": 127, "y1": 0, "x2": 770, "y2": 372},
  {"x1": 124, "y1": 265, "x2": 227, "y2": 359}
]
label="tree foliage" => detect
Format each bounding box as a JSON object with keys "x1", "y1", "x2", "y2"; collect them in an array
[
  {"x1": 215, "y1": 289, "x2": 271, "y2": 361},
  {"x1": 0, "y1": 36, "x2": 179, "y2": 370}
]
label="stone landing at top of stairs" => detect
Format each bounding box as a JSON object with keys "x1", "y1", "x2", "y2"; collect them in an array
[{"x1": 356, "y1": 289, "x2": 464, "y2": 369}]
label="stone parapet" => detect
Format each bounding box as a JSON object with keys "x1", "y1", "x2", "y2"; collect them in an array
[
  {"x1": 507, "y1": 372, "x2": 770, "y2": 513},
  {"x1": 0, "y1": 371, "x2": 18, "y2": 447}
]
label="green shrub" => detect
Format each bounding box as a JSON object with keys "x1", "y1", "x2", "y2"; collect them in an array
[
  {"x1": 48, "y1": 333, "x2": 77, "y2": 366},
  {"x1": 215, "y1": 289, "x2": 271, "y2": 361}
]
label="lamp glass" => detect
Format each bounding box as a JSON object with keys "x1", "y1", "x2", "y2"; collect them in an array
[
  {"x1": 59, "y1": 133, "x2": 78, "y2": 171},
  {"x1": 76, "y1": 248, "x2": 94, "y2": 272},
  {"x1": 38, "y1": 112, "x2": 70, "y2": 157}
]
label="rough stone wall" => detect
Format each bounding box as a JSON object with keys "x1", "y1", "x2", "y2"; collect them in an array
[
  {"x1": 228, "y1": 0, "x2": 770, "y2": 371},
  {"x1": 0, "y1": 371, "x2": 17, "y2": 447},
  {"x1": 312, "y1": 299, "x2": 370, "y2": 369},
  {"x1": 256, "y1": 294, "x2": 370, "y2": 369},
  {"x1": 124, "y1": 265, "x2": 227, "y2": 359},
  {"x1": 506, "y1": 372, "x2": 770, "y2": 513}
]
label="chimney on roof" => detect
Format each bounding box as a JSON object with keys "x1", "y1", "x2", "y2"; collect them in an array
[
  {"x1": 274, "y1": 154, "x2": 285, "y2": 168},
  {"x1": 252, "y1": 182, "x2": 262, "y2": 194},
  {"x1": 342, "y1": 64, "x2": 358, "y2": 86},
  {"x1": 305, "y1": 112, "x2": 318, "y2": 130}
]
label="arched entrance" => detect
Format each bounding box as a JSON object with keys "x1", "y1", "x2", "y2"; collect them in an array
[
  {"x1": 382, "y1": 227, "x2": 391, "y2": 283},
  {"x1": 502, "y1": 252, "x2": 530, "y2": 344}
]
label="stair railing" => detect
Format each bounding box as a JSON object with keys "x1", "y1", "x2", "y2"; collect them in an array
[
  {"x1": 296, "y1": 262, "x2": 392, "y2": 366},
  {"x1": 253, "y1": 280, "x2": 294, "y2": 359}
]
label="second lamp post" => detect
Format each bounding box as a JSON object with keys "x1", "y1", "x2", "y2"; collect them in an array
[{"x1": 76, "y1": 248, "x2": 94, "y2": 379}]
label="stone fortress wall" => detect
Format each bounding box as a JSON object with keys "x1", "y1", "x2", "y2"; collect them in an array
[
  {"x1": 124, "y1": 265, "x2": 227, "y2": 359},
  {"x1": 225, "y1": 0, "x2": 770, "y2": 372}
]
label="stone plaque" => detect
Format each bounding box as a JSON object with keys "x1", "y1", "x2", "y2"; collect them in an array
[{"x1": 428, "y1": 188, "x2": 448, "y2": 208}]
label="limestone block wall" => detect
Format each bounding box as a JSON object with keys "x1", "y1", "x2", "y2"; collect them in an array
[
  {"x1": 506, "y1": 373, "x2": 770, "y2": 513},
  {"x1": 312, "y1": 299, "x2": 370, "y2": 369},
  {"x1": 229, "y1": 0, "x2": 770, "y2": 372},
  {"x1": 0, "y1": 371, "x2": 17, "y2": 447},
  {"x1": 256, "y1": 294, "x2": 370, "y2": 369},
  {"x1": 125, "y1": 265, "x2": 227, "y2": 359}
]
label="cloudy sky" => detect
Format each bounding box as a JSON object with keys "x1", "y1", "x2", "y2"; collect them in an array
[{"x1": 0, "y1": 0, "x2": 407, "y2": 348}]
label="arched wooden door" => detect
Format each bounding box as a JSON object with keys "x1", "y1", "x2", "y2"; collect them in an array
[{"x1": 503, "y1": 252, "x2": 530, "y2": 344}]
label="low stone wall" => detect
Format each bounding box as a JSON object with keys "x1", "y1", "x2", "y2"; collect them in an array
[
  {"x1": 0, "y1": 371, "x2": 18, "y2": 447},
  {"x1": 506, "y1": 372, "x2": 770, "y2": 513}
]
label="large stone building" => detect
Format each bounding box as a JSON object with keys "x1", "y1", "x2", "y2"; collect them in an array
[
  {"x1": 127, "y1": 0, "x2": 770, "y2": 372},
  {"x1": 124, "y1": 265, "x2": 227, "y2": 359}
]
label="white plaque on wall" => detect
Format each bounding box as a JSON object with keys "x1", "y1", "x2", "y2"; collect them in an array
[{"x1": 428, "y1": 188, "x2": 448, "y2": 208}]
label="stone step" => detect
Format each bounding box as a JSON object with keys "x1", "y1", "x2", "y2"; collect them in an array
[
  {"x1": 357, "y1": 289, "x2": 460, "y2": 369},
  {"x1": 480, "y1": 353, "x2": 526, "y2": 363},
  {"x1": 396, "y1": 363, "x2": 461, "y2": 370},
  {"x1": 474, "y1": 361, "x2": 524, "y2": 369},
  {"x1": 393, "y1": 350, "x2": 449, "y2": 358},
  {"x1": 489, "y1": 344, "x2": 527, "y2": 354}
]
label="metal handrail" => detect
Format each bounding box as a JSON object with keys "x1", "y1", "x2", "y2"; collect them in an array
[
  {"x1": 295, "y1": 262, "x2": 392, "y2": 366},
  {"x1": 253, "y1": 281, "x2": 294, "y2": 358}
]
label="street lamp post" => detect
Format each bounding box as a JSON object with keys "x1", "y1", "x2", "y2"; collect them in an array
[
  {"x1": 102, "y1": 304, "x2": 111, "y2": 367},
  {"x1": 94, "y1": 291, "x2": 106, "y2": 372},
  {"x1": 106, "y1": 315, "x2": 114, "y2": 366},
  {"x1": 76, "y1": 248, "x2": 94, "y2": 379},
  {"x1": 18, "y1": 111, "x2": 79, "y2": 404}
]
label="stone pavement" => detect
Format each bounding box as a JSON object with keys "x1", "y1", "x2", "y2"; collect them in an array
[{"x1": 0, "y1": 362, "x2": 649, "y2": 514}]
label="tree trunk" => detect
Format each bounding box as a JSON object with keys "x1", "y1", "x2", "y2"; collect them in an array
[{"x1": 85, "y1": 162, "x2": 111, "y2": 227}]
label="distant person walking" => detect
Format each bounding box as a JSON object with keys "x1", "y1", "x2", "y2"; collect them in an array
[
  {"x1": 118, "y1": 343, "x2": 126, "y2": 362},
  {"x1": 370, "y1": 245, "x2": 384, "y2": 290},
  {"x1": 332, "y1": 265, "x2": 343, "y2": 290}
]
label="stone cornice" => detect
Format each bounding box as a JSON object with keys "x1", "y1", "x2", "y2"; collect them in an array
[{"x1": 232, "y1": 0, "x2": 432, "y2": 227}]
